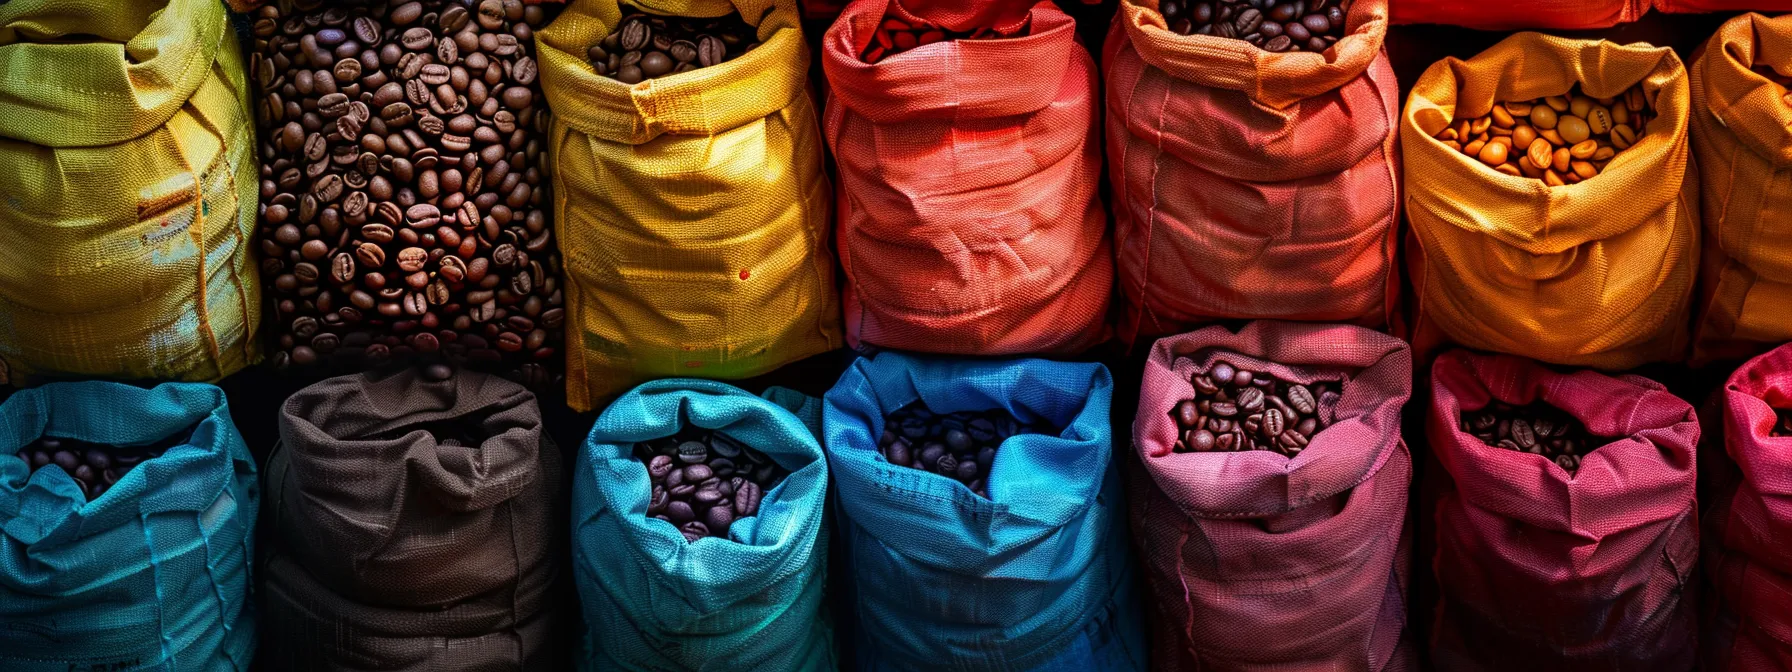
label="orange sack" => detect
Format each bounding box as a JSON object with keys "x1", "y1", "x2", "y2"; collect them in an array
[
  {"x1": 1402, "y1": 33, "x2": 1699, "y2": 370},
  {"x1": 1659, "y1": 0, "x2": 1792, "y2": 12},
  {"x1": 1104, "y1": 0, "x2": 1400, "y2": 345},
  {"x1": 1390, "y1": 0, "x2": 1645, "y2": 31},
  {"x1": 821, "y1": 0, "x2": 1112, "y2": 356},
  {"x1": 1689, "y1": 13, "x2": 1792, "y2": 364}
]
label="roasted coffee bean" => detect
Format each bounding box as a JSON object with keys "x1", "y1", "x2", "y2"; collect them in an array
[
  {"x1": 1156, "y1": 0, "x2": 1348, "y2": 52},
  {"x1": 255, "y1": 0, "x2": 563, "y2": 386},
  {"x1": 12, "y1": 428, "x2": 195, "y2": 501},
  {"x1": 875, "y1": 402, "x2": 1053, "y2": 498},
  {"x1": 859, "y1": 15, "x2": 1018, "y2": 64},
  {"x1": 1170, "y1": 358, "x2": 1342, "y2": 457},
  {"x1": 592, "y1": 8, "x2": 760, "y2": 80},
  {"x1": 636, "y1": 427, "x2": 787, "y2": 542},
  {"x1": 1460, "y1": 400, "x2": 1605, "y2": 474},
  {"x1": 1435, "y1": 82, "x2": 1653, "y2": 185}
]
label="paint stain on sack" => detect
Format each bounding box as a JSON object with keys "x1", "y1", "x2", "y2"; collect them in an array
[{"x1": 739, "y1": 269, "x2": 751, "y2": 281}]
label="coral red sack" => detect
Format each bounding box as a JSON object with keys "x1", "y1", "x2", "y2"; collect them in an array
[
  {"x1": 1427, "y1": 351, "x2": 1699, "y2": 671},
  {"x1": 1703, "y1": 343, "x2": 1792, "y2": 670},
  {"x1": 1105, "y1": 0, "x2": 1401, "y2": 344},
  {"x1": 1390, "y1": 0, "x2": 1646, "y2": 30},
  {"x1": 1658, "y1": 0, "x2": 1792, "y2": 12},
  {"x1": 821, "y1": 0, "x2": 1112, "y2": 355},
  {"x1": 1129, "y1": 321, "x2": 1415, "y2": 671}
]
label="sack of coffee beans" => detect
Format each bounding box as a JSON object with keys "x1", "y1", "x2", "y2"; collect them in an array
[
  {"x1": 573, "y1": 379, "x2": 834, "y2": 670},
  {"x1": 1402, "y1": 32, "x2": 1698, "y2": 370},
  {"x1": 823, "y1": 353, "x2": 1146, "y2": 671},
  {"x1": 259, "y1": 367, "x2": 566, "y2": 670},
  {"x1": 248, "y1": 0, "x2": 565, "y2": 389},
  {"x1": 1699, "y1": 342, "x2": 1792, "y2": 670},
  {"x1": 1104, "y1": 0, "x2": 1399, "y2": 345},
  {"x1": 0, "y1": 382, "x2": 258, "y2": 671},
  {"x1": 819, "y1": 0, "x2": 1112, "y2": 355},
  {"x1": 538, "y1": 0, "x2": 840, "y2": 411},
  {"x1": 1129, "y1": 321, "x2": 1413, "y2": 670},
  {"x1": 1390, "y1": 0, "x2": 1644, "y2": 30},
  {"x1": 1426, "y1": 350, "x2": 1698, "y2": 671},
  {"x1": 0, "y1": 0, "x2": 262, "y2": 385},
  {"x1": 1689, "y1": 14, "x2": 1792, "y2": 364}
]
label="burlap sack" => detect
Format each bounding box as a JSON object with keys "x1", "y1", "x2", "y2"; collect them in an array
[{"x1": 1702, "y1": 343, "x2": 1792, "y2": 671}]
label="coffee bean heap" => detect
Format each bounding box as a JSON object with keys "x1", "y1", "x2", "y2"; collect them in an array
[
  {"x1": 636, "y1": 429, "x2": 786, "y2": 542},
  {"x1": 16, "y1": 432, "x2": 190, "y2": 501},
  {"x1": 1157, "y1": 0, "x2": 1348, "y2": 53},
  {"x1": 249, "y1": 0, "x2": 564, "y2": 389},
  {"x1": 1435, "y1": 84, "x2": 1654, "y2": 186},
  {"x1": 1459, "y1": 401, "x2": 1604, "y2": 473},
  {"x1": 860, "y1": 17, "x2": 1027, "y2": 64},
  {"x1": 1169, "y1": 359, "x2": 1341, "y2": 456},
  {"x1": 587, "y1": 8, "x2": 761, "y2": 83},
  {"x1": 876, "y1": 403, "x2": 1051, "y2": 498}
]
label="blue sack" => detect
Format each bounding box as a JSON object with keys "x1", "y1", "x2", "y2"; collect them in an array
[
  {"x1": 0, "y1": 382, "x2": 257, "y2": 671},
  {"x1": 573, "y1": 379, "x2": 835, "y2": 671},
  {"x1": 823, "y1": 353, "x2": 1146, "y2": 671}
]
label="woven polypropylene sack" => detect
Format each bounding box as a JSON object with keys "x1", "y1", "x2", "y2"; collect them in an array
[
  {"x1": 540, "y1": 0, "x2": 841, "y2": 411},
  {"x1": 1659, "y1": 0, "x2": 1792, "y2": 12},
  {"x1": 821, "y1": 0, "x2": 1111, "y2": 355},
  {"x1": 1402, "y1": 33, "x2": 1699, "y2": 370},
  {"x1": 573, "y1": 380, "x2": 834, "y2": 671},
  {"x1": 1104, "y1": 1, "x2": 1399, "y2": 345},
  {"x1": 1427, "y1": 351, "x2": 1699, "y2": 671},
  {"x1": 0, "y1": 0, "x2": 261, "y2": 384},
  {"x1": 1130, "y1": 321, "x2": 1414, "y2": 671},
  {"x1": 0, "y1": 382, "x2": 257, "y2": 671},
  {"x1": 823, "y1": 353, "x2": 1146, "y2": 671},
  {"x1": 1689, "y1": 14, "x2": 1792, "y2": 365},
  {"x1": 259, "y1": 369, "x2": 566, "y2": 670},
  {"x1": 1702, "y1": 343, "x2": 1792, "y2": 670},
  {"x1": 1390, "y1": 0, "x2": 1645, "y2": 30}
]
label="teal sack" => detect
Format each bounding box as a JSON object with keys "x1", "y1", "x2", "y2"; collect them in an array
[
  {"x1": 573, "y1": 379, "x2": 835, "y2": 670},
  {"x1": 0, "y1": 382, "x2": 257, "y2": 671}
]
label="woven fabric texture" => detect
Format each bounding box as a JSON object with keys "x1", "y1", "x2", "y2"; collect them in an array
[
  {"x1": 821, "y1": 0, "x2": 1111, "y2": 356},
  {"x1": 822, "y1": 353, "x2": 1145, "y2": 672},
  {"x1": 0, "y1": 381, "x2": 257, "y2": 671},
  {"x1": 1659, "y1": 0, "x2": 1792, "y2": 12},
  {"x1": 1105, "y1": 0, "x2": 1400, "y2": 345},
  {"x1": 1427, "y1": 351, "x2": 1699, "y2": 671},
  {"x1": 259, "y1": 369, "x2": 566, "y2": 671},
  {"x1": 1403, "y1": 32, "x2": 1699, "y2": 370},
  {"x1": 1390, "y1": 0, "x2": 1645, "y2": 29},
  {"x1": 1129, "y1": 321, "x2": 1414, "y2": 671},
  {"x1": 540, "y1": 0, "x2": 841, "y2": 411},
  {"x1": 573, "y1": 380, "x2": 835, "y2": 671},
  {"x1": 1701, "y1": 343, "x2": 1792, "y2": 671},
  {"x1": 1690, "y1": 13, "x2": 1792, "y2": 364},
  {"x1": 0, "y1": 0, "x2": 262, "y2": 384}
]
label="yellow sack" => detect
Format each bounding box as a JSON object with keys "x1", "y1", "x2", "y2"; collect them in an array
[
  {"x1": 540, "y1": 0, "x2": 840, "y2": 411},
  {"x1": 0, "y1": 0, "x2": 262, "y2": 384},
  {"x1": 1402, "y1": 32, "x2": 1699, "y2": 370},
  {"x1": 1690, "y1": 13, "x2": 1792, "y2": 365}
]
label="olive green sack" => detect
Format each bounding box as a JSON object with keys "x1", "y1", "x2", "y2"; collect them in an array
[{"x1": 0, "y1": 0, "x2": 262, "y2": 384}]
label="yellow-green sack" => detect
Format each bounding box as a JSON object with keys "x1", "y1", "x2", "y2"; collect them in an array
[
  {"x1": 0, "y1": 0, "x2": 262, "y2": 384},
  {"x1": 540, "y1": 0, "x2": 841, "y2": 412}
]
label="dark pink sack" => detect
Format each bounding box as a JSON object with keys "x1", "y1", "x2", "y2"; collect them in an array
[
  {"x1": 1427, "y1": 351, "x2": 1699, "y2": 671},
  {"x1": 1704, "y1": 343, "x2": 1792, "y2": 671},
  {"x1": 1129, "y1": 321, "x2": 1414, "y2": 671}
]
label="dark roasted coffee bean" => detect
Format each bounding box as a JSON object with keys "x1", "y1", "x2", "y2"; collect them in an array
[
  {"x1": 636, "y1": 426, "x2": 787, "y2": 542},
  {"x1": 877, "y1": 402, "x2": 1048, "y2": 497},
  {"x1": 1462, "y1": 400, "x2": 1604, "y2": 474},
  {"x1": 592, "y1": 8, "x2": 759, "y2": 80},
  {"x1": 1170, "y1": 357, "x2": 1341, "y2": 456}
]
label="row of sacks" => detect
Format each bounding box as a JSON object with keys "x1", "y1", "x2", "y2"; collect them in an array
[{"x1": 1391, "y1": 0, "x2": 1792, "y2": 31}]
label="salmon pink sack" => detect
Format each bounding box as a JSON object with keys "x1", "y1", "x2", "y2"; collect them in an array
[
  {"x1": 821, "y1": 0, "x2": 1112, "y2": 355},
  {"x1": 1105, "y1": 0, "x2": 1401, "y2": 344},
  {"x1": 1427, "y1": 351, "x2": 1699, "y2": 671},
  {"x1": 1703, "y1": 343, "x2": 1792, "y2": 670},
  {"x1": 1130, "y1": 321, "x2": 1415, "y2": 670},
  {"x1": 1390, "y1": 0, "x2": 1645, "y2": 30}
]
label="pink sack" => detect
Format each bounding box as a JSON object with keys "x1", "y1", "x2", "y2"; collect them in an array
[
  {"x1": 1703, "y1": 343, "x2": 1792, "y2": 670},
  {"x1": 1427, "y1": 351, "x2": 1699, "y2": 671},
  {"x1": 1130, "y1": 321, "x2": 1415, "y2": 671}
]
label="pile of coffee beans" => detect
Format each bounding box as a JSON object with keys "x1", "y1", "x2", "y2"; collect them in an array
[
  {"x1": 1169, "y1": 359, "x2": 1341, "y2": 456},
  {"x1": 1157, "y1": 0, "x2": 1348, "y2": 53},
  {"x1": 860, "y1": 17, "x2": 1025, "y2": 64},
  {"x1": 17, "y1": 432, "x2": 190, "y2": 500},
  {"x1": 1435, "y1": 84, "x2": 1654, "y2": 186},
  {"x1": 1459, "y1": 401, "x2": 1604, "y2": 473},
  {"x1": 1772, "y1": 408, "x2": 1792, "y2": 438},
  {"x1": 588, "y1": 8, "x2": 761, "y2": 82},
  {"x1": 876, "y1": 403, "x2": 1052, "y2": 498},
  {"x1": 635, "y1": 429, "x2": 785, "y2": 542},
  {"x1": 249, "y1": 0, "x2": 564, "y2": 389}
]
